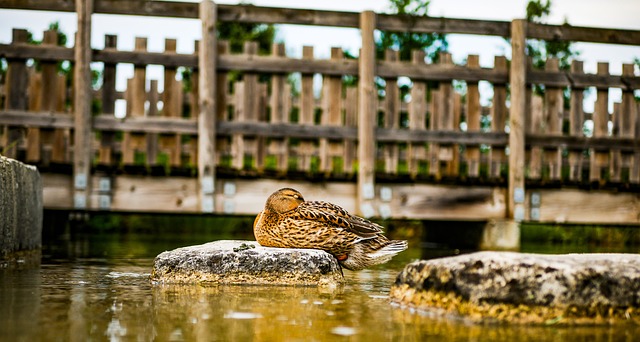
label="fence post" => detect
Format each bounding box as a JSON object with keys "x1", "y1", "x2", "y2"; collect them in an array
[
  {"x1": 357, "y1": 11, "x2": 376, "y2": 217},
  {"x1": 508, "y1": 19, "x2": 527, "y2": 222},
  {"x1": 198, "y1": 0, "x2": 217, "y2": 213},
  {"x1": 73, "y1": 0, "x2": 93, "y2": 209}
]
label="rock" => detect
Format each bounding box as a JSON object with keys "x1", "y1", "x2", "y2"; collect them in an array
[
  {"x1": 390, "y1": 252, "x2": 640, "y2": 324},
  {"x1": 0, "y1": 156, "x2": 42, "y2": 268},
  {"x1": 151, "y1": 240, "x2": 344, "y2": 287}
]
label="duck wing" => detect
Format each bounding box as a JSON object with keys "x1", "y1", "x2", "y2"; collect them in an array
[{"x1": 292, "y1": 201, "x2": 383, "y2": 238}]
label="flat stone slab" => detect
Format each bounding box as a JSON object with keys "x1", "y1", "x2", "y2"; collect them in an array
[
  {"x1": 151, "y1": 240, "x2": 343, "y2": 287},
  {"x1": 390, "y1": 252, "x2": 640, "y2": 324}
]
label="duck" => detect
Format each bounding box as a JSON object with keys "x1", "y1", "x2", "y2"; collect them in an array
[{"x1": 253, "y1": 188, "x2": 408, "y2": 271}]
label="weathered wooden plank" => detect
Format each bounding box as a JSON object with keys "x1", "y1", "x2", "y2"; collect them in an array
[
  {"x1": 408, "y1": 50, "x2": 427, "y2": 177},
  {"x1": 490, "y1": 56, "x2": 508, "y2": 178},
  {"x1": 466, "y1": 55, "x2": 481, "y2": 177},
  {"x1": 73, "y1": 0, "x2": 93, "y2": 209},
  {"x1": 590, "y1": 62, "x2": 609, "y2": 182},
  {"x1": 610, "y1": 103, "x2": 622, "y2": 182},
  {"x1": 377, "y1": 14, "x2": 510, "y2": 37},
  {"x1": 357, "y1": 11, "x2": 377, "y2": 217},
  {"x1": 378, "y1": 61, "x2": 508, "y2": 83},
  {"x1": 38, "y1": 172, "x2": 640, "y2": 224},
  {"x1": 343, "y1": 86, "x2": 358, "y2": 174},
  {"x1": 268, "y1": 43, "x2": 289, "y2": 172},
  {"x1": 198, "y1": 0, "x2": 217, "y2": 213},
  {"x1": 146, "y1": 80, "x2": 159, "y2": 166},
  {"x1": 159, "y1": 38, "x2": 182, "y2": 167},
  {"x1": 98, "y1": 34, "x2": 117, "y2": 165},
  {"x1": 3, "y1": 29, "x2": 29, "y2": 159},
  {"x1": 2, "y1": 109, "x2": 635, "y2": 152},
  {"x1": 528, "y1": 93, "x2": 544, "y2": 179},
  {"x1": 382, "y1": 49, "x2": 400, "y2": 175},
  {"x1": 621, "y1": 64, "x2": 638, "y2": 183},
  {"x1": 25, "y1": 69, "x2": 42, "y2": 162},
  {"x1": 297, "y1": 46, "x2": 315, "y2": 172},
  {"x1": 508, "y1": 19, "x2": 527, "y2": 221},
  {"x1": 319, "y1": 47, "x2": 344, "y2": 173},
  {"x1": 534, "y1": 189, "x2": 640, "y2": 225},
  {"x1": 543, "y1": 58, "x2": 563, "y2": 181},
  {"x1": 438, "y1": 52, "x2": 455, "y2": 176},
  {"x1": 568, "y1": 60, "x2": 584, "y2": 181},
  {"x1": 527, "y1": 22, "x2": 640, "y2": 46},
  {"x1": 122, "y1": 37, "x2": 148, "y2": 165},
  {"x1": 390, "y1": 185, "x2": 507, "y2": 220},
  {"x1": 4, "y1": 43, "x2": 640, "y2": 91}
]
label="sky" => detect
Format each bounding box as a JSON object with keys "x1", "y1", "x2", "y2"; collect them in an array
[{"x1": 0, "y1": 0, "x2": 639, "y2": 115}]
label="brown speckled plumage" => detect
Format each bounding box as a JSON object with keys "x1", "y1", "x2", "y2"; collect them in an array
[{"x1": 254, "y1": 188, "x2": 408, "y2": 271}]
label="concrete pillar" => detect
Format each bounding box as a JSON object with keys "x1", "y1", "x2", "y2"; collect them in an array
[{"x1": 479, "y1": 219, "x2": 521, "y2": 251}]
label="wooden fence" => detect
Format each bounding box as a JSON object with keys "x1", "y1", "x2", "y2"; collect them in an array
[{"x1": 0, "y1": 0, "x2": 639, "y2": 223}]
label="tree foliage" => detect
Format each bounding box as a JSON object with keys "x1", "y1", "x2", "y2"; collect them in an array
[
  {"x1": 376, "y1": 0, "x2": 448, "y2": 62},
  {"x1": 525, "y1": 0, "x2": 578, "y2": 70}
]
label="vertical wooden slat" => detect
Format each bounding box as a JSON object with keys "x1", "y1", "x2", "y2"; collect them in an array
[
  {"x1": 240, "y1": 41, "x2": 259, "y2": 169},
  {"x1": 408, "y1": 50, "x2": 427, "y2": 177},
  {"x1": 269, "y1": 43, "x2": 288, "y2": 172},
  {"x1": 98, "y1": 34, "x2": 117, "y2": 165},
  {"x1": 146, "y1": 80, "x2": 159, "y2": 166},
  {"x1": 255, "y1": 82, "x2": 268, "y2": 170},
  {"x1": 621, "y1": 63, "x2": 638, "y2": 183},
  {"x1": 438, "y1": 52, "x2": 455, "y2": 176},
  {"x1": 590, "y1": 62, "x2": 609, "y2": 182},
  {"x1": 215, "y1": 40, "x2": 229, "y2": 165},
  {"x1": 357, "y1": 10, "x2": 376, "y2": 217},
  {"x1": 490, "y1": 56, "x2": 507, "y2": 178},
  {"x1": 3, "y1": 29, "x2": 29, "y2": 159},
  {"x1": 450, "y1": 92, "x2": 462, "y2": 177},
  {"x1": 544, "y1": 58, "x2": 563, "y2": 180},
  {"x1": 198, "y1": 0, "x2": 217, "y2": 213},
  {"x1": 26, "y1": 67, "x2": 42, "y2": 162},
  {"x1": 73, "y1": 0, "x2": 93, "y2": 209},
  {"x1": 610, "y1": 102, "x2": 621, "y2": 182},
  {"x1": 466, "y1": 54, "x2": 481, "y2": 177},
  {"x1": 320, "y1": 47, "x2": 344, "y2": 173},
  {"x1": 28, "y1": 29, "x2": 60, "y2": 163},
  {"x1": 383, "y1": 49, "x2": 399, "y2": 174},
  {"x1": 232, "y1": 80, "x2": 245, "y2": 170},
  {"x1": 158, "y1": 38, "x2": 182, "y2": 168},
  {"x1": 429, "y1": 88, "x2": 440, "y2": 177},
  {"x1": 344, "y1": 86, "x2": 358, "y2": 174},
  {"x1": 508, "y1": 19, "x2": 527, "y2": 221},
  {"x1": 528, "y1": 91, "x2": 544, "y2": 179},
  {"x1": 298, "y1": 46, "x2": 315, "y2": 172},
  {"x1": 122, "y1": 37, "x2": 148, "y2": 165},
  {"x1": 569, "y1": 60, "x2": 584, "y2": 181}
]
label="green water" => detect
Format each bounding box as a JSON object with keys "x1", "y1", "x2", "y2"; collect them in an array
[{"x1": 1, "y1": 218, "x2": 639, "y2": 341}]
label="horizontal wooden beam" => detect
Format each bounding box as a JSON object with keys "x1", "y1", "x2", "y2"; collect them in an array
[
  {"x1": 4, "y1": 44, "x2": 638, "y2": 89},
  {"x1": 527, "y1": 22, "x2": 640, "y2": 46},
  {"x1": 377, "y1": 129, "x2": 508, "y2": 145},
  {"x1": 378, "y1": 62, "x2": 508, "y2": 83},
  {"x1": 377, "y1": 14, "x2": 510, "y2": 36},
  {"x1": 2, "y1": 0, "x2": 639, "y2": 45},
  {"x1": 3, "y1": 111, "x2": 637, "y2": 152},
  {"x1": 527, "y1": 134, "x2": 638, "y2": 152},
  {"x1": 40, "y1": 174, "x2": 640, "y2": 224}
]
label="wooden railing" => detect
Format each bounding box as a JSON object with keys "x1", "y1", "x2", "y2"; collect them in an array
[{"x1": 0, "y1": 0, "x2": 639, "y2": 220}]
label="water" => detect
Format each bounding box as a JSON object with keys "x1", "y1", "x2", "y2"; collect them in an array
[{"x1": 1, "y1": 223, "x2": 639, "y2": 341}]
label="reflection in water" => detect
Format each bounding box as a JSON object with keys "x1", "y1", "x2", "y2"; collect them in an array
[{"x1": 1, "y1": 225, "x2": 639, "y2": 341}]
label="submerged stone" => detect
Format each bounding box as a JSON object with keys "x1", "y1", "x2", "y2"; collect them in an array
[
  {"x1": 390, "y1": 252, "x2": 640, "y2": 324},
  {"x1": 151, "y1": 240, "x2": 343, "y2": 287}
]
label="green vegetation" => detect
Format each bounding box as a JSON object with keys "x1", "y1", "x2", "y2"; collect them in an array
[{"x1": 521, "y1": 223, "x2": 640, "y2": 252}]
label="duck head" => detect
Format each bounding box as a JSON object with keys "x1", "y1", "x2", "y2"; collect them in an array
[{"x1": 266, "y1": 188, "x2": 305, "y2": 214}]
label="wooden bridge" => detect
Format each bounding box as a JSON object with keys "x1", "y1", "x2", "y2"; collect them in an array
[{"x1": 1, "y1": 0, "x2": 639, "y2": 229}]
